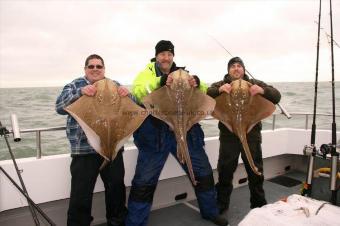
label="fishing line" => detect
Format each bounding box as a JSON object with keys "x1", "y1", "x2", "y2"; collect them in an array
[{"x1": 314, "y1": 21, "x2": 340, "y2": 48}]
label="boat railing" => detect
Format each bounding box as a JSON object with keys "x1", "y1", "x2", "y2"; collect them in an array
[{"x1": 3, "y1": 112, "x2": 339, "y2": 159}]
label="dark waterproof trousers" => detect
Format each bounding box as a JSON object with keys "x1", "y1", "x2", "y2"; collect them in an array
[
  {"x1": 67, "y1": 149, "x2": 127, "y2": 226},
  {"x1": 125, "y1": 116, "x2": 219, "y2": 226},
  {"x1": 216, "y1": 139, "x2": 267, "y2": 211}
]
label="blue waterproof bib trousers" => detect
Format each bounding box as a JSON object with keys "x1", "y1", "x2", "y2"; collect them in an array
[{"x1": 125, "y1": 116, "x2": 219, "y2": 226}]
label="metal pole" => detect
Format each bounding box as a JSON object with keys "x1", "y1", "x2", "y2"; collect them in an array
[{"x1": 36, "y1": 130, "x2": 42, "y2": 159}]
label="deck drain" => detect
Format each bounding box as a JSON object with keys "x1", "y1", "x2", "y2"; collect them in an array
[
  {"x1": 268, "y1": 175, "x2": 302, "y2": 187},
  {"x1": 175, "y1": 192, "x2": 187, "y2": 201}
]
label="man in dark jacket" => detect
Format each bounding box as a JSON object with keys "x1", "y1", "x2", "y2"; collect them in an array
[{"x1": 207, "y1": 57, "x2": 281, "y2": 219}]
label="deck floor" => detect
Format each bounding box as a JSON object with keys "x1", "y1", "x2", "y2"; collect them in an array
[{"x1": 0, "y1": 171, "x2": 339, "y2": 226}]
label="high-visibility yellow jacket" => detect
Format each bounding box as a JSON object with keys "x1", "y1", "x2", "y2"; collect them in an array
[{"x1": 132, "y1": 62, "x2": 208, "y2": 103}]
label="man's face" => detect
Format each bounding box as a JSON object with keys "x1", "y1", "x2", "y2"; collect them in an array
[
  {"x1": 84, "y1": 58, "x2": 105, "y2": 84},
  {"x1": 229, "y1": 63, "x2": 245, "y2": 80},
  {"x1": 156, "y1": 51, "x2": 174, "y2": 73}
]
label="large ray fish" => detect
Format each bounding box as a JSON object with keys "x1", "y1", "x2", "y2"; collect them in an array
[
  {"x1": 142, "y1": 69, "x2": 215, "y2": 185},
  {"x1": 212, "y1": 79, "x2": 275, "y2": 175},
  {"x1": 65, "y1": 78, "x2": 148, "y2": 162}
]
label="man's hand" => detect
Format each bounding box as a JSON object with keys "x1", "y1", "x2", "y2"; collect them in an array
[
  {"x1": 249, "y1": 84, "x2": 264, "y2": 96},
  {"x1": 118, "y1": 86, "x2": 130, "y2": 97},
  {"x1": 81, "y1": 85, "x2": 97, "y2": 96},
  {"x1": 166, "y1": 74, "x2": 173, "y2": 86},
  {"x1": 218, "y1": 84, "x2": 232, "y2": 94},
  {"x1": 188, "y1": 75, "x2": 198, "y2": 87}
]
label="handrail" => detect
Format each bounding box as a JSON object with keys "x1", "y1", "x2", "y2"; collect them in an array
[
  {"x1": 16, "y1": 126, "x2": 66, "y2": 133},
  {"x1": 2, "y1": 112, "x2": 339, "y2": 159},
  {"x1": 205, "y1": 112, "x2": 339, "y2": 130}
]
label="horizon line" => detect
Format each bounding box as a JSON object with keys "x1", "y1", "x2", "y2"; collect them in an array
[{"x1": 1, "y1": 80, "x2": 339, "y2": 89}]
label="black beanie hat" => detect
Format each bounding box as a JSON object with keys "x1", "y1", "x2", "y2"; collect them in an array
[
  {"x1": 155, "y1": 40, "x2": 175, "y2": 56},
  {"x1": 228, "y1": 57, "x2": 245, "y2": 71}
]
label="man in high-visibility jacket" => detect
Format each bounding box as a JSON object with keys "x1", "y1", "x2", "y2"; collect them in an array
[{"x1": 125, "y1": 40, "x2": 228, "y2": 226}]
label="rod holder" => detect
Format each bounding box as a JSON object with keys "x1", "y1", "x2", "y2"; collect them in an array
[
  {"x1": 10, "y1": 114, "x2": 21, "y2": 142},
  {"x1": 277, "y1": 103, "x2": 291, "y2": 119}
]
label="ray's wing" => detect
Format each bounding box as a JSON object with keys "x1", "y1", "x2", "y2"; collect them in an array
[
  {"x1": 212, "y1": 92, "x2": 234, "y2": 132},
  {"x1": 65, "y1": 91, "x2": 104, "y2": 157},
  {"x1": 117, "y1": 96, "x2": 149, "y2": 156},
  {"x1": 243, "y1": 95, "x2": 276, "y2": 133},
  {"x1": 142, "y1": 86, "x2": 177, "y2": 129},
  {"x1": 183, "y1": 88, "x2": 216, "y2": 131}
]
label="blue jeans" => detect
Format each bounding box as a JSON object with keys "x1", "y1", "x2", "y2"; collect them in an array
[{"x1": 126, "y1": 116, "x2": 219, "y2": 226}]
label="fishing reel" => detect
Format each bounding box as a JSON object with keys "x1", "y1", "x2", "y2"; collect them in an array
[
  {"x1": 0, "y1": 121, "x2": 9, "y2": 136},
  {"x1": 303, "y1": 143, "x2": 339, "y2": 159},
  {"x1": 319, "y1": 142, "x2": 340, "y2": 159},
  {"x1": 319, "y1": 143, "x2": 332, "y2": 159}
]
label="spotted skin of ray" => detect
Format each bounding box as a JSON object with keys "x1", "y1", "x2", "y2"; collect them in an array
[
  {"x1": 65, "y1": 78, "x2": 148, "y2": 163},
  {"x1": 143, "y1": 69, "x2": 216, "y2": 185}
]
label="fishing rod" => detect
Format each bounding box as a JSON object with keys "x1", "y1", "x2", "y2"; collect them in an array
[
  {"x1": 302, "y1": 0, "x2": 322, "y2": 197},
  {"x1": 209, "y1": 35, "x2": 291, "y2": 119},
  {"x1": 0, "y1": 167, "x2": 56, "y2": 225},
  {"x1": 0, "y1": 120, "x2": 40, "y2": 225},
  {"x1": 328, "y1": 0, "x2": 338, "y2": 205}
]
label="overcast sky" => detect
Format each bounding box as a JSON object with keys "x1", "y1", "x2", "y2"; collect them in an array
[{"x1": 0, "y1": 0, "x2": 339, "y2": 88}]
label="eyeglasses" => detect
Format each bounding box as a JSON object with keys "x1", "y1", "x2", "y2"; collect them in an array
[{"x1": 87, "y1": 64, "x2": 104, "y2": 69}]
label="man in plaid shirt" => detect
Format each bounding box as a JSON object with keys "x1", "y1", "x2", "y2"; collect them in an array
[{"x1": 56, "y1": 54, "x2": 129, "y2": 226}]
